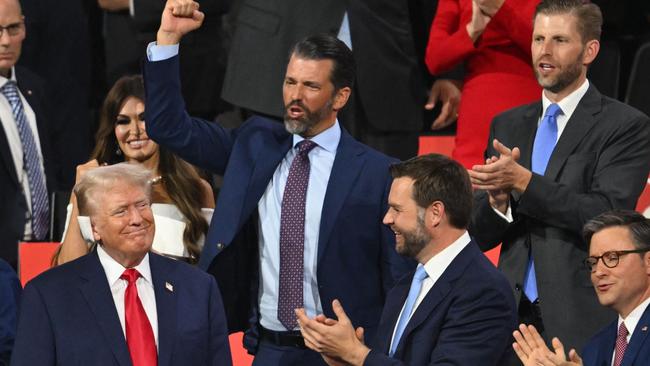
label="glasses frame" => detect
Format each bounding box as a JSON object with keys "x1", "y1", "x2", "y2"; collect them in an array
[
  {"x1": 584, "y1": 249, "x2": 650, "y2": 271},
  {"x1": 0, "y1": 21, "x2": 24, "y2": 37}
]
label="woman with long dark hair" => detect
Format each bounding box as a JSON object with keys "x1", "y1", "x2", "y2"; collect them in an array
[{"x1": 56, "y1": 75, "x2": 214, "y2": 264}]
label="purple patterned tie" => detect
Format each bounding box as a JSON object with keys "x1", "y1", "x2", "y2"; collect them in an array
[
  {"x1": 278, "y1": 139, "x2": 317, "y2": 330},
  {"x1": 1, "y1": 81, "x2": 49, "y2": 240},
  {"x1": 614, "y1": 322, "x2": 628, "y2": 366}
]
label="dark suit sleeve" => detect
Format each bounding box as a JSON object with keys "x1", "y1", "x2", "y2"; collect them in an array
[
  {"x1": 208, "y1": 276, "x2": 232, "y2": 366},
  {"x1": 10, "y1": 283, "x2": 55, "y2": 366},
  {"x1": 143, "y1": 55, "x2": 236, "y2": 174},
  {"x1": 364, "y1": 277, "x2": 516, "y2": 366},
  {"x1": 0, "y1": 261, "x2": 20, "y2": 365},
  {"x1": 516, "y1": 114, "x2": 650, "y2": 236},
  {"x1": 469, "y1": 121, "x2": 512, "y2": 251}
]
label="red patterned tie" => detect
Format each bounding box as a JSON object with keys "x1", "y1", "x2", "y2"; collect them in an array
[
  {"x1": 614, "y1": 322, "x2": 628, "y2": 366},
  {"x1": 121, "y1": 269, "x2": 157, "y2": 366},
  {"x1": 277, "y1": 140, "x2": 317, "y2": 330}
]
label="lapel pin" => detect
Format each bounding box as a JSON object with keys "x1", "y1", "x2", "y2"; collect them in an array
[
  {"x1": 642, "y1": 325, "x2": 648, "y2": 332},
  {"x1": 165, "y1": 282, "x2": 174, "y2": 292},
  {"x1": 27, "y1": 89, "x2": 32, "y2": 96}
]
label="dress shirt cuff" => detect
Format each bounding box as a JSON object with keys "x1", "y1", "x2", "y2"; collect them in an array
[
  {"x1": 146, "y1": 42, "x2": 179, "y2": 62},
  {"x1": 129, "y1": 0, "x2": 134, "y2": 16},
  {"x1": 491, "y1": 203, "x2": 513, "y2": 223}
]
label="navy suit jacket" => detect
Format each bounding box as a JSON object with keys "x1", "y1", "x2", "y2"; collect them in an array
[
  {"x1": 10, "y1": 251, "x2": 232, "y2": 366},
  {"x1": 143, "y1": 55, "x2": 413, "y2": 353},
  {"x1": 582, "y1": 305, "x2": 650, "y2": 366},
  {"x1": 364, "y1": 241, "x2": 517, "y2": 365}
]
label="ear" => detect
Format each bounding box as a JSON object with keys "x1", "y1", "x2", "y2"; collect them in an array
[
  {"x1": 644, "y1": 252, "x2": 650, "y2": 275},
  {"x1": 582, "y1": 39, "x2": 600, "y2": 67},
  {"x1": 332, "y1": 86, "x2": 351, "y2": 111},
  {"x1": 91, "y1": 219, "x2": 102, "y2": 243},
  {"x1": 427, "y1": 201, "x2": 445, "y2": 228}
]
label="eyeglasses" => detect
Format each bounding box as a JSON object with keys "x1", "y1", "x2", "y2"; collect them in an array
[
  {"x1": 583, "y1": 249, "x2": 649, "y2": 271},
  {"x1": 0, "y1": 22, "x2": 24, "y2": 37}
]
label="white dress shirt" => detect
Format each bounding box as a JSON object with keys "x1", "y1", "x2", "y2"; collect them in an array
[
  {"x1": 0, "y1": 68, "x2": 45, "y2": 240},
  {"x1": 389, "y1": 231, "x2": 471, "y2": 351},
  {"x1": 97, "y1": 245, "x2": 159, "y2": 348}
]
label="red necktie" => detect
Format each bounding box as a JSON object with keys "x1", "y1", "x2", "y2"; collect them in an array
[
  {"x1": 121, "y1": 268, "x2": 157, "y2": 366},
  {"x1": 614, "y1": 322, "x2": 628, "y2": 366}
]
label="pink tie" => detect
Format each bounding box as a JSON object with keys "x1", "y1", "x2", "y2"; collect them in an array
[
  {"x1": 614, "y1": 322, "x2": 628, "y2": 366},
  {"x1": 121, "y1": 269, "x2": 157, "y2": 366}
]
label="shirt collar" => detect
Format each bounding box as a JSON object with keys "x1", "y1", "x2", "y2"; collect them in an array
[
  {"x1": 0, "y1": 67, "x2": 17, "y2": 87},
  {"x1": 292, "y1": 120, "x2": 341, "y2": 154},
  {"x1": 421, "y1": 231, "x2": 471, "y2": 284},
  {"x1": 618, "y1": 296, "x2": 650, "y2": 337},
  {"x1": 97, "y1": 244, "x2": 152, "y2": 287},
  {"x1": 542, "y1": 79, "x2": 590, "y2": 121}
]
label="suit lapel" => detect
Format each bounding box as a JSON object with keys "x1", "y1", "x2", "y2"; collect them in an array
[
  {"x1": 516, "y1": 103, "x2": 541, "y2": 170},
  {"x1": 317, "y1": 130, "x2": 365, "y2": 261},
  {"x1": 392, "y1": 244, "x2": 475, "y2": 357},
  {"x1": 0, "y1": 123, "x2": 19, "y2": 186},
  {"x1": 544, "y1": 85, "x2": 601, "y2": 180},
  {"x1": 375, "y1": 277, "x2": 411, "y2": 354},
  {"x1": 78, "y1": 251, "x2": 132, "y2": 366},
  {"x1": 622, "y1": 305, "x2": 650, "y2": 366},
  {"x1": 150, "y1": 253, "x2": 177, "y2": 366}
]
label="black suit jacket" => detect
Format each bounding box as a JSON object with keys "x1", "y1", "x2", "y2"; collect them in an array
[
  {"x1": 364, "y1": 241, "x2": 517, "y2": 365},
  {"x1": 470, "y1": 84, "x2": 650, "y2": 352},
  {"x1": 221, "y1": 0, "x2": 425, "y2": 133},
  {"x1": 0, "y1": 67, "x2": 57, "y2": 269}
]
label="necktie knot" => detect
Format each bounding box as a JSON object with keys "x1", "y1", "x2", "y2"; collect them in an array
[
  {"x1": 544, "y1": 103, "x2": 562, "y2": 119},
  {"x1": 297, "y1": 139, "x2": 317, "y2": 156},
  {"x1": 413, "y1": 265, "x2": 428, "y2": 283},
  {"x1": 0, "y1": 80, "x2": 18, "y2": 98},
  {"x1": 618, "y1": 322, "x2": 629, "y2": 338},
  {"x1": 121, "y1": 268, "x2": 141, "y2": 284}
]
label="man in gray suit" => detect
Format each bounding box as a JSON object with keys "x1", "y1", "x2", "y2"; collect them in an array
[{"x1": 468, "y1": 0, "x2": 650, "y2": 355}]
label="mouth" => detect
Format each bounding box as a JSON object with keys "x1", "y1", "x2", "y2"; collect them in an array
[
  {"x1": 596, "y1": 283, "x2": 612, "y2": 292},
  {"x1": 287, "y1": 105, "x2": 305, "y2": 119},
  {"x1": 537, "y1": 62, "x2": 556, "y2": 75},
  {"x1": 126, "y1": 138, "x2": 149, "y2": 149}
]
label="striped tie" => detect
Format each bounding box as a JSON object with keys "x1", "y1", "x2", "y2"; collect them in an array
[{"x1": 1, "y1": 81, "x2": 49, "y2": 240}]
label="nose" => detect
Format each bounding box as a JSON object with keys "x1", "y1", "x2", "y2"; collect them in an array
[
  {"x1": 128, "y1": 118, "x2": 143, "y2": 137},
  {"x1": 0, "y1": 30, "x2": 10, "y2": 45},
  {"x1": 383, "y1": 210, "x2": 393, "y2": 225},
  {"x1": 127, "y1": 206, "x2": 144, "y2": 225},
  {"x1": 289, "y1": 84, "x2": 304, "y2": 102}
]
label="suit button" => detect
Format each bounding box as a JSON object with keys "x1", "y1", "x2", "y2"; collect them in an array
[
  {"x1": 515, "y1": 284, "x2": 521, "y2": 292},
  {"x1": 216, "y1": 242, "x2": 225, "y2": 251}
]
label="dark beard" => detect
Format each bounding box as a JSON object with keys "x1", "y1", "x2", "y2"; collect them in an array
[{"x1": 283, "y1": 99, "x2": 333, "y2": 135}]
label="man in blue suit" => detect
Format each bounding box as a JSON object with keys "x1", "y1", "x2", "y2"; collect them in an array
[
  {"x1": 296, "y1": 154, "x2": 517, "y2": 365},
  {"x1": 513, "y1": 210, "x2": 650, "y2": 366},
  {"x1": 143, "y1": 1, "x2": 412, "y2": 364},
  {"x1": 10, "y1": 164, "x2": 231, "y2": 366}
]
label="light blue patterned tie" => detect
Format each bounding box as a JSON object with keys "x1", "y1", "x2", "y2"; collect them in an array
[
  {"x1": 2, "y1": 81, "x2": 49, "y2": 240},
  {"x1": 525, "y1": 103, "x2": 562, "y2": 302},
  {"x1": 389, "y1": 265, "x2": 428, "y2": 357}
]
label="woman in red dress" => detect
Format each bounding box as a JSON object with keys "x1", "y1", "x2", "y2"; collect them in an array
[{"x1": 426, "y1": 0, "x2": 541, "y2": 168}]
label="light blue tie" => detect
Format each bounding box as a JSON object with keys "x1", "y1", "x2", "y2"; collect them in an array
[
  {"x1": 525, "y1": 103, "x2": 562, "y2": 302},
  {"x1": 389, "y1": 265, "x2": 428, "y2": 357},
  {"x1": 1, "y1": 81, "x2": 49, "y2": 240}
]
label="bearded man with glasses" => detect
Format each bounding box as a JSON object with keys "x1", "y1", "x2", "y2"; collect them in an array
[{"x1": 513, "y1": 210, "x2": 650, "y2": 366}]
